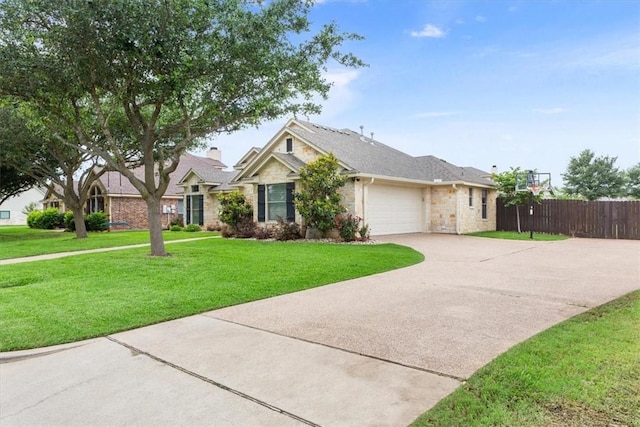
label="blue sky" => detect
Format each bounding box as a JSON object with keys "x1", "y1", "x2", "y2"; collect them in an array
[{"x1": 203, "y1": 0, "x2": 640, "y2": 186}]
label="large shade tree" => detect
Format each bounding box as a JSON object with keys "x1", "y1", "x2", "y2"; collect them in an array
[
  {"x1": 562, "y1": 149, "x2": 625, "y2": 201},
  {"x1": 0, "y1": 106, "x2": 106, "y2": 238},
  {"x1": 0, "y1": 0, "x2": 364, "y2": 256}
]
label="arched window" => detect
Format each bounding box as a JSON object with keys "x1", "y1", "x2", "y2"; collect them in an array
[{"x1": 86, "y1": 186, "x2": 104, "y2": 214}]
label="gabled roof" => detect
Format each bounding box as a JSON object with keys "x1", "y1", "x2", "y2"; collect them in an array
[
  {"x1": 178, "y1": 167, "x2": 238, "y2": 192},
  {"x1": 233, "y1": 147, "x2": 262, "y2": 170},
  {"x1": 232, "y1": 119, "x2": 494, "y2": 187}
]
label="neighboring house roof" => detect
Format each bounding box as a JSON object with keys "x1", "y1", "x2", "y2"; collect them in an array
[
  {"x1": 235, "y1": 119, "x2": 493, "y2": 187},
  {"x1": 178, "y1": 167, "x2": 238, "y2": 192},
  {"x1": 101, "y1": 153, "x2": 227, "y2": 197}
]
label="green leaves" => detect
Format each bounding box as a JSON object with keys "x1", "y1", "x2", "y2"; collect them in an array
[
  {"x1": 294, "y1": 153, "x2": 347, "y2": 233},
  {"x1": 562, "y1": 149, "x2": 625, "y2": 201}
]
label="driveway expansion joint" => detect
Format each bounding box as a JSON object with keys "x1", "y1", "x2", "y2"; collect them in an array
[
  {"x1": 207, "y1": 315, "x2": 467, "y2": 382},
  {"x1": 105, "y1": 336, "x2": 320, "y2": 427}
]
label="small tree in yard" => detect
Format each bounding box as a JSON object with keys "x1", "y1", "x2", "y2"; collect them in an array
[
  {"x1": 218, "y1": 191, "x2": 253, "y2": 236},
  {"x1": 294, "y1": 153, "x2": 347, "y2": 237},
  {"x1": 492, "y1": 167, "x2": 543, "y2": 233}
]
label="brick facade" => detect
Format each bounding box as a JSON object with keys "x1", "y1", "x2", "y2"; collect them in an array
[{"x1": 107, "y1": 196, "x2": 180, "y2": 230}]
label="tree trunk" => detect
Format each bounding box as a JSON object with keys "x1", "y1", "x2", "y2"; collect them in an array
[
  {"x1": 72, "y1": 208, "x2": 88, "y2": 239},
  {"x1": 146, "y1": 197, "x2": 167, "y2": 256},
  {"x1": 516, "y1": 205, "x2": 522, "y2": 234}
]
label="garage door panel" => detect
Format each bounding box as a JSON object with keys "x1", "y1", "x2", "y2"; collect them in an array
[{"x1": 367, "y1": 185, "x2": 423, "y2": 235}]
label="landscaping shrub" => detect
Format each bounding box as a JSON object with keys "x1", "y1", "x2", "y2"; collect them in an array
[
  {"x1": 170, "y1": 225, "x2": 182, "y2": 232},
  {"x1": 294, "y1": 153, "x2": 347, "y2": 234},
  {"x1": 358, "y1": 223, "x2": 371, "y2": 241},
  {"x1": 170, "y1": 217, "x2": 184, "y2": 227},
  {"x1": 273, "y1": 218, "x2": 302, "y2": 241},
  {"x1": 206, "y1": 223, "x2": 221, "y2": 232},
  {"x1": 235, "y1": 216, "x2": 256, "y2": 238},
  {"x1": 335, "y1": 213, "x2": 361, "y2": 242},
  {"x1": 26, "y1": 210, "x2": 43, "y2": 228},
  {"x1": 184, "y1": 224, "x2": 201, "y2": 232},
  {"x1": 220, "y1": 224, "x2": 235, "y2": 238},
  {"x1": 254, "y1": 226, "x2": 274, "y2": 240},
  {"x1": 63, "y1": 211, "x2": 75, "y2": 231},
  {"x1": 27, "y1": 208, "x2": 63, "y2": 229},
  {"x1": 218, "y1": 191, "x2": 253, "y2": 232},
  {"x1": 85, "y1": 212, "x2": 107, "y2": 231}
]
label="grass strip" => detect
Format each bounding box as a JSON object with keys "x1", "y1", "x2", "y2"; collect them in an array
[
  {"x1": 0, "y1": 239, "x2": 423, "y2": 351},
  {"x1": 0, "y1": 226, "x2": 215, "y2": 259},
  {"x1": 467, "y1": 230, "x2": 568, "y2": 241},
  {"x1": 411, "y1": 290, "x2": 640, "y2": 427}
]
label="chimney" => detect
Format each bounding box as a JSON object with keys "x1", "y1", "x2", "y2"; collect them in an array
[
  {"x1": 491, "y1": 165, "x2": 498, "y2": 174},
  {"x1": 207, "y1": 147, "x2": 221, "y2": 161}
]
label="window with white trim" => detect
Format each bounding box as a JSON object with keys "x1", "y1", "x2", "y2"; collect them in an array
[{"x1": 0, "y1": 211, "x2": 10, "y2": 219}]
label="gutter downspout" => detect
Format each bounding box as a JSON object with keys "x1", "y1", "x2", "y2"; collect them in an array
[
  {"x1": 362, "y1": 177, "x2": 375, "y2": 224},
  {"x1": 452, "y1": 183, "x2": 461, "y2": 235}
]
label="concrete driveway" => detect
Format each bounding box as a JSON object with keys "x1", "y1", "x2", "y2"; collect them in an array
[{"x1": 1, "y1": 235, "x2": 638, "y2": 426}]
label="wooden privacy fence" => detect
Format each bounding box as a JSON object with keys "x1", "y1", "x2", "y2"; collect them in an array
[{"x1": 496, "y1": 199, "x2": 640, "y2": 240}]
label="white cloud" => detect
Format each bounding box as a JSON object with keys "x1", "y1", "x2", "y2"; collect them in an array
[
  {"x1": 455, "y1": 18, "x2": 465, "y2": 25},
  {"x1": 532, "y1": 107, "x2": 567, "y2": 115},
  {"x1": 412, "y1": 111, "x2": 459, "y2": 118},
  {"x1": 411, "y1": 24, "x2": 446, "y2": 38},
  {"x1": 475, "y1": 15, "x2": 487, "y2": 23}
]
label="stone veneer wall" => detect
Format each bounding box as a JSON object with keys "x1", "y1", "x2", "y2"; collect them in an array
[
  {"x1": 430, "y1": 186, "x2": 458, "y2": 234},
  {"x1": 459, "y1": 187, "x2": 497, "y2": 233}
]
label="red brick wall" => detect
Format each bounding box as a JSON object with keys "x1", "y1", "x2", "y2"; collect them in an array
[{"x1": 108, "y1": 196, "x2": 180, "y2": 230}]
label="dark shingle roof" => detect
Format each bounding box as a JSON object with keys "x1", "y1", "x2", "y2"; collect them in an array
[
  {"x1": 291, "y1": 121, "x2": 492, "y2": 186},
  {"x1": 101, "y1": 153, "x2": 227, "y2": 196}
]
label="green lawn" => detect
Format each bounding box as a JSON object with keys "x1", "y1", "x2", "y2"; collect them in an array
[
  {"x1": 0, "y1": 226, "x2": 216, "y2": 259},
  {"x1": 0, "y1": 238, "x2": 423, "y2": 351},
  {"x1": 411, "y1": 290, "x2": 640, "y2": 427},
  {"x1": 467, "y1": 230, "x2": 568, "y2": 241}
]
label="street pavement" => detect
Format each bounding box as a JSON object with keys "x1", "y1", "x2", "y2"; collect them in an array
[{"x1": 1, "y1": 234, "x2": 638, "y2": 426}]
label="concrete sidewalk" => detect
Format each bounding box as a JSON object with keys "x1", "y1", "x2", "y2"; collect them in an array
[
  {"x1": 1, "y1": 235, "x2": 638, "y2": 426},
  {"x1": 0, "y1": 235, "x2": 219, "y2": 265}
]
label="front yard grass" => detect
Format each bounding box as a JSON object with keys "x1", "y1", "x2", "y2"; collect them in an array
[
  {"x1": 0, "y1": 226, "x2": 216, "y2": 260},
  {"x1": 411, "y1": 290, "x2": 640, "y2": 427},
  {"x1": 467, "y1": 230, "x2": 568, "y2": 241},
  {"x1": 0, "y1": 238, "x2": 423, "y2": 351}
]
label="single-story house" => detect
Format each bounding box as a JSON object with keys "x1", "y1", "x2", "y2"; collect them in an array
[
  {"x1": 0, "y1": 186, "x2": 46, "y2": 225},
  {"x1": 179, "y1": 119, "x2": 497, "y2": 236},
  {"x1": 43, "y1": 150, "x2": 227, "y2": 229}
]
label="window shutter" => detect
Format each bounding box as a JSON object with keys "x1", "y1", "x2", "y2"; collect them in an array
[
  {"x1": 257, "y1": 185, "x2": 265, "y2": 222},
  {"x1": 198, "y1": 195, "x2": 204, "y2": 225},
  {"x1": 286, "y1": 182, "x2": 295, "y2": 222},
  {"x1": 186, "y1": 196, "x2": 191, "y2": 224}
]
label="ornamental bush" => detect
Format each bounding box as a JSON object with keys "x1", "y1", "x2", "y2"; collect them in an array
[
  {"x1": 27, "y1": 208, "x2": 63, "y2": 229},
  {"x1": 335, "y1": 213, "x2": 360, "y2": 242},
  {"x1": 184, "y1": 224, "x2": 201, "y2": 232},
  {"x1": 218, "y1": 191, "x2": 253, "y2": 232},
  {"x1": 85, "y1": 212, "x2": 107, "y2": 231},
  {"x1": 294, "y1": 153, "x2": 346, "y2": 234}
]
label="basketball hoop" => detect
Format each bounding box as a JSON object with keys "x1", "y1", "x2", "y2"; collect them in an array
[{"x1": 528, "y1": 185, "x2": 543, "y2": 196}]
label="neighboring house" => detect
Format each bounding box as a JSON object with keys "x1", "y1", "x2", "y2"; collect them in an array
[
  {"x1": 0, "y1": 186, "x2": 46, "y2": 225},
  {"x1": 181, "y1": 119, "x2": 497, "y2": 236},
  {"x1": 43, "y1": 149, "x2": 227, "y2": 229}
]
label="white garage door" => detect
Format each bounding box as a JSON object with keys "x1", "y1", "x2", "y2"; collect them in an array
[{"x1": 367, "y1": 184, "x2": 423, "y2": 235}]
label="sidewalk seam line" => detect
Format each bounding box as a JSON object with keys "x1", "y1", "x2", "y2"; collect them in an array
[
  {"x1": 207, "y1": 315, "x2": 467, "y2": 382},
  {"x1": 105, "y1": 336, "x2": 320, "y2": 427}
]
